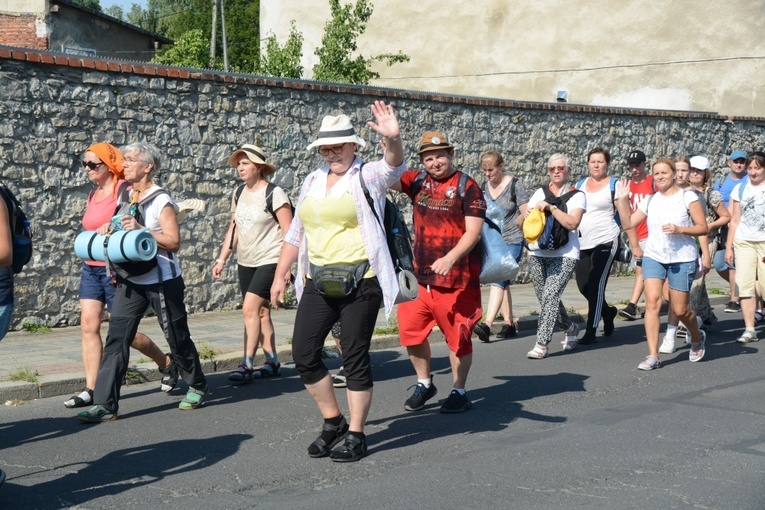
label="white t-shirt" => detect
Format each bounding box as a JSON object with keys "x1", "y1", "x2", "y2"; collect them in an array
[
  {"x1": 578, "y1": 178, "x2": 620, "y2": 250},
  {"x1": 639, "y1": 189, "x2": 699, "y2": 264},
  {"x1": 128, "y1": 185, "x2": 182, "y2": 285},
  {"x1": 527, "y1": 187, "x2": 586, "y2": 259},
  {"x1": 731, "y1": 181, "x2": 765, "y2": 242}
]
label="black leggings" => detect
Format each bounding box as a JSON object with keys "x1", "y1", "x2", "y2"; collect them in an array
[
  {"x1": 291, "y1": 277, "x2": 383, "y2": 391},
  {"x1": 575, "y1": 239, "x2": 618, "y2": 331}
]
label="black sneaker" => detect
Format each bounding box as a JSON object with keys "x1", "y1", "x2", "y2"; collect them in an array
[
  {"x1": 618, "y1": 302, "x2": 640, "y2": 320},
  {"x1": 496, "y1": 323, "x2": 517, "y2": 338},
  {"x1": 474, "y1": 323, "x2": 491, "y2": 342},
  {"x1": 440, "y1": 390, "x2": 473, "y2": 413},
  {"x1": 578, "y1": 328, "x2": 598, "y2": 345},
  {"x1": 332, "y1": 367, "x2": 347, "y2": 388},
  {"x1": 603, "y1": 306, "x2": 617, "y2": 336},
  {"x1": 725, "y1": 301, "x2": 741, "y2": 313},
  {"x1": 404, "y1": 379, "x2": 437, "y2": 411}
]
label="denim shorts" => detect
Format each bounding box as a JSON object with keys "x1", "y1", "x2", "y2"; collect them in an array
[
  {"x1": 713, "y1": 247, "x2": 734, "y2": 272},
  {"x1": 641, "y1": 257, "x2": 696, "y2": 292},
  {"x1": 490, "y1": 243, "x2": 524, "y2": 290},
  {"x1": 0, "y1": 302, "x2": 13, "y2": 342},
  {"x1": 79, "y1": 263, "x2": 116, "y2": 311}
]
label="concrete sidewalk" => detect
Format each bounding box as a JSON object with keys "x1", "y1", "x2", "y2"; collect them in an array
[{"x1": 0, "y1": 273, "x2": 733, "y2": 402}]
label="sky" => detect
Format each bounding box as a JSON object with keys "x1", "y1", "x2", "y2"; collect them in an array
[{"x1": 100, "y1": 0, "x2": 148, "y2": 11}]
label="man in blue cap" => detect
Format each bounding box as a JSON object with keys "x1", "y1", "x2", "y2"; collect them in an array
[{"x1": 713, "y1": 149, "x2": 749, "y2": 313}]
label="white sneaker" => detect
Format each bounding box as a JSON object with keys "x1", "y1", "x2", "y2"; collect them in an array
[{"x1": 658, "y1": 335, "x2": 677, "y2": 354}]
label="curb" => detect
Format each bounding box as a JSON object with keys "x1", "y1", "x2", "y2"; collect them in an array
[{"x1": 0, "y1": 296, "x2": 733, "y2": 404}]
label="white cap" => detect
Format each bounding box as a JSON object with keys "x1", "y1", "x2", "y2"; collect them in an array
[{"x1": 689, "y1": 155, "x2": 710, "y2": 170}]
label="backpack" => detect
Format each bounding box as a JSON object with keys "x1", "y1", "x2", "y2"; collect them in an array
[
  {"x1": 230, "y1": 183, "x2": 294, "y2": 250},
  {"x1": 575, "y1": 176, "x2": 620, "y2": 226},
  {"x1": 526, "y1": 188, "x2": 582, "y2": 251},
  {"x1": 358, "y1": 171, "x2": 415, "y2": 274},
  {"x1": 0, "y1": 182, "x2": 33, "y2": 274},
  {"x1": 109, "y1": 186, "x2": 174, "y2": 280}
]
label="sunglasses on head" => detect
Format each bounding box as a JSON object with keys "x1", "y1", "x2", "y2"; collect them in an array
[{"x1": 82, "y1": 161, "x2": 104, "y2": 170}]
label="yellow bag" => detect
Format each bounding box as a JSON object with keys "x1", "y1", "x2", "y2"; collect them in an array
[{"x1": 523, "y1": 208, "x2": 546, "y2": 245}]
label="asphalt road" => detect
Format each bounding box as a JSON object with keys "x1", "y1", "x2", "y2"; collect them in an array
[{"x1": 1, "y1": 313, "x2": 764, "y2": 510}]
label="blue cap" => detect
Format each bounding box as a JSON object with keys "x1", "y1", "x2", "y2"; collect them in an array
[{"x1": 729, "y1": 150, "x2": 747, "y2": 161}]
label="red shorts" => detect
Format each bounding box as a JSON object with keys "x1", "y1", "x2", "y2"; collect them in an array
[{"x1": 397, "y1": 284, "x2": 482, "y2": 358}]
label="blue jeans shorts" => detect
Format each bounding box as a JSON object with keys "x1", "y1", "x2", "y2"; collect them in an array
[
  {"x1": 0, "y1": 302, "x2": 13, "y2": 342},
  {"x1": 490, "y1": 243, "x2": 524, "y2": 290},
  {"x1": 713, "y1": 247, "x2": 734, "y2": 272},
  {"x1": 79, "y1": 263, "x2": 116, "y2": 311},
  {"x1": 641, "y1": 257, "x2": 696, "y2": 292}
]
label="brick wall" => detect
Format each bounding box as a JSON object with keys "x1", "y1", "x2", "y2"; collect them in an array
[
  {"x1": 0, "y1": 45, "x2": 764, "y2": 328},
  {"x1": 0, "y1": 15, "x2": 47, "y2": 50}
]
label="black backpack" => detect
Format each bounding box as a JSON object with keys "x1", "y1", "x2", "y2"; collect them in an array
[
  {"x1": 110, "y1": 186, "x2": 174, "y2": 280},
  {"x1": 536, "y1": 187, "x2": 582, "y2": 251},
  {"x1": 0, "y1": 182, "x2": 33, "y2": 274},
  {"x1": 358, "y1": 171, "x2": 415, "y2": 274}
]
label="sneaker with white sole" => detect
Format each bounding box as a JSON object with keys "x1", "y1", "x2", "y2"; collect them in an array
[
  {"x1": 527, "y1": 344, "x2": 549, "y2": 359},
  {"x1": 562, "y1": 323, "x2": 579, "y2": 351},
  {"x1": 689, "y1": 330, "x2": 706, "y2": 362},
  {"x1": 737, "y1": 330, "x2": 759, "y2": 343},
  {"x1": 658, "y1": 335, "x2": 677, "y2": 354},
  {"x1": 637, "y1": 355, "x2": 661, "y2": 371}
]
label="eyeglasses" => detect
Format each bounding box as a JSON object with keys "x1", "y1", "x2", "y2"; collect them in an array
[
  {"x1": 123, "y1": 158, "x2": 142, "y2": 166},
  {"x1": 317, "y1": 145, "x2": 346, "y2": 156},
  {"x1": 82, "y1": 161, "x2": 104, "y2": 170},
  {"x1": 548, "y1": 166, "x2": 566, "y2": 173}
]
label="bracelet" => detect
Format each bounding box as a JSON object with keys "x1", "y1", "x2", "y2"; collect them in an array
[{"x1": 215, "y1": 259, "x2": 225, "y2": 265}]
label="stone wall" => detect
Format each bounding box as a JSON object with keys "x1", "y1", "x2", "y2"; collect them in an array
[{"x1": 1, "y1": 46, "x2": 764, "y2": 328}]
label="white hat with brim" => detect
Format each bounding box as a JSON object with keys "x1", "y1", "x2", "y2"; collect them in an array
[
  {"x1": 228, "y1": 144, "x2": 277, "y2": 176},
  {"x1": 306, "y1": 114, "x2": 366, "y2": 150}
]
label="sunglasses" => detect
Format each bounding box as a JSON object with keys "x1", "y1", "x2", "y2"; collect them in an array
[
  {"x1": 548, "y1": 166, "x2": 566, "y2": 173},
  {"x1": 82, "y1": 161, "x2": 104, "y2": 170}
]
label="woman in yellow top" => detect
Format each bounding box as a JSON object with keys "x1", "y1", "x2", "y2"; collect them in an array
[{"x1": 271, "y1": 101, "x2": 405, "y2": 462}]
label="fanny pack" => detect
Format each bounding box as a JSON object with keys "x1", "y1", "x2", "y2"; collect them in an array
[{"x1": 309, "y1": 261, "x2": 370, "y2": 299}]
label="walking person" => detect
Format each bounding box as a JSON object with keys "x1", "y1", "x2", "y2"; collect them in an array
[
  {"x1": 213, "y1": 144, "x2": 292, "y2": 383},
  {"x1": 619, "y1": 150, "x2": 654, "y2": 321},
  {"x1": 393, "y1": 131, "x2": 485, "y2": 413},
  {"x1": 714, "y1": 150, "x2": 749, "y2": 313},
  {"x1": 573, "y1": 147, "x2": 619, "y2": 345},
  {"x1": 725, "y1": 151, "x2": 765, "y2": 344},
  {"x1": 616, "y1": 158, "x2": 708, "y2": 370},
  {"x1": 271, "y1": 101, "x2": 405, "y2": 462},
  {"x1": 0, "y1": 177, "x2": 11, "y2": 487},
  {"x1": 77, "y1": 142, "x2": 208, "y2": 422},
  {"x1": 474, "y1": 150, "x2": 528, "y2": 342},
  {"x1": 65, "y1": 142, "x2": 175, "y2": 409},
  {"x1": 520, "y1": 154, "x2": 585, "y2": 358}
]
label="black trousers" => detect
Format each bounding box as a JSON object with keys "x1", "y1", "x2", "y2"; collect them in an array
[
  {"x1": 93, "y1": 276, "x2": 206, "y2": 412},
  {"x1": 292, "y1": 277, "x2": 383, "y2": 391},
  {"x1": 574, "y1": 239, "x2": 618, "y2": 331}
]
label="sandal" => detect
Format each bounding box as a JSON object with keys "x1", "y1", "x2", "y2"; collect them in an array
[
  {"x1": 252, "y1": 361, "x2": 281, "y2": 378},
  {"x1": 228, "y1": 363, "x2": 254, "y2": 384},
  {"x1": 179, "y1": 385, "x2": 208, "y2": 410},
  {"x1": 330, "y1": 433, "x2": 367, "y2": 463},
  {"x1": 64, "y1": 388, "x2": 93, "y2": 409},
  {"x1": 307, "y1": 416, "x2": 348, "y2": 458},
  {"x1": 159, "y1": 354, "x2": 178, "y2": 393}
]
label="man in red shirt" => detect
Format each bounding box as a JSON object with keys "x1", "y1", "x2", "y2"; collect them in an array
[
  {"x1": 394, "y1": 131, "x2": 486, "y2": 413},
  {"x1": 619, "y1": 150, "x2": 654, "y2": 320}
]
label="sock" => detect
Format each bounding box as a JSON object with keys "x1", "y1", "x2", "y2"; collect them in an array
[
  {"x1": 665, "y1": 325, "x2": 678, "y2": 340},
  {"x1": 451, "y1": 388, "x2": 466, "y2": 396},
  {"x1": 418, "y1": 378, "x2": 432, "y2": 388},
  {"x1": 244, "y1": 356, "x2": 254, "y2": 370},
  {"x1": 745, "y1": 327, "x2": 757, "y2": 335},
  {"x1": 265, "y1": 352, "x2": 278, "y2": 365},
  {"x1": 347, "y1": 431, "x2": 365, "y2": 440},
  {"x1": 77, "y1": 390, "x2": 92, "y2": 403}
]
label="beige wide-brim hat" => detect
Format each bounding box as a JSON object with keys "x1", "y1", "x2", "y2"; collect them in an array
[
  {"x1": 306, "y1": 114, "x2": 366, "y2": 150},
  {"x1": 228, "y1": 144, "x2": 277, "y2": 176}
]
